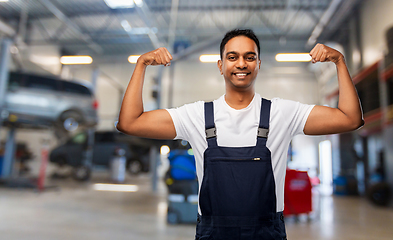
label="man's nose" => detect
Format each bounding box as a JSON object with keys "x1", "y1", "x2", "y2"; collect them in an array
[{"x1": 236, "y1": 57, "x2": 247, "y2": 69}]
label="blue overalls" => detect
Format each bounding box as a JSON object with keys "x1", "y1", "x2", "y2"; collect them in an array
[{"x1": 195, "y1": 98, "x2": 287, "y2": 240}]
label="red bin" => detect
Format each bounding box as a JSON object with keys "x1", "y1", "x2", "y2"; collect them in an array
[{"x1": 283, "y1": 169, "x2": 312, "y2": 216}]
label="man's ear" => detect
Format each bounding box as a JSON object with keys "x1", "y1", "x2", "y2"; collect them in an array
[
  {"x1": 258, "y1": 59, "x2": 261, "y2": 69},
  {"x1": 217, "y1": 60, "x2": 223, "y2": 75}
]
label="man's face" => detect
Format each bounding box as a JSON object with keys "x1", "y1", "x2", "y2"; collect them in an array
[{"x1": 218, "y1": 36, "x2": 261, "y2": 91}]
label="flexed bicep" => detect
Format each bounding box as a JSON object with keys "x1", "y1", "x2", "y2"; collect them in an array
[
  {"x1": 117, "y1": 109, "x2": 176, "y2": 139},
  {"x1": 304, "y1": 105, "x2": 362, "y2": 135}
]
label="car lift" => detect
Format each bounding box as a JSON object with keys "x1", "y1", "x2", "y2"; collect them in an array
[
  {"x1": 0, "y1": 38, "x2": 96, "y2": 190},
  {"x1": 0, "y1": 37, "x2": 162, "y2": 193}
]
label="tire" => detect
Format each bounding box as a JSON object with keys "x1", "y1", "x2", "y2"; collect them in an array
[
  {"x1": 127, "y1": 160, "x2": 142, "y2": 175},
  {"x1": 167, "y1": 209, "x2": 179, "y2": 224},
  {"x1": 367, "y1": 182, "x2": 391, "y2": 206},
  {"x1": 58, "y1": 111, "x2": 83, "y2": 132},
  {"x1": 72, "y1": 165, "x2": 91, "y2": 181},
  {"x1": 55, "y1": 155, "x2": 68, "y2": 167}
]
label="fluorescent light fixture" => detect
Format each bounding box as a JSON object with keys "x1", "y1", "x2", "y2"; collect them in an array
[
  {"x1": 199, "y1": 54, "x2": 220, "y2": 63},
  {"x1": 134, "y1": 0, "x2": 143, "y2": 7},
  {"x1": 104, "y1": 0, "x2": 135, "y2": 9},
  {"x1": 93, "y1": 183, "x2": 139, "y2": 192},
  {"x1": 275, "y1": 53, "x2": 312, "y2": 62},
  {"x1": 0, "y1": 0, "x2": 9, "y2": 2},
  {"x1": 60, "y1": 55, "x2": 93, "y2": 65},
  {"x1": 128, "y1": 55, "x2": 141, "y2": 64}
]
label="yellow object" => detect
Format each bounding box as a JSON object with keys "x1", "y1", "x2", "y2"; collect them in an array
[{"x1": 9, "y1": 114, "x2": 18, "y2": 122}]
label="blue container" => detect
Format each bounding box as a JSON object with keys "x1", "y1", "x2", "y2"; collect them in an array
[
  {"x1": 333, "y1": 176, "x2": 347, "y2": 195},
  {"x1": 168, "y1": 150, "x2": 196, "y2": 180}
]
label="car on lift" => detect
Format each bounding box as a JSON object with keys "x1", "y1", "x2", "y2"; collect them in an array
[
  {"x1": 49, "y1": 131, "x2": 154, "y2": 181},
  {"x1": 2, "y1": 71, "x2": 98, "y2": 134}
]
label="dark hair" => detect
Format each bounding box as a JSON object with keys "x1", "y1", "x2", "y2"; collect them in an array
[{"x1": 220, "y1": 29, "x2": 260, "y2": 60}]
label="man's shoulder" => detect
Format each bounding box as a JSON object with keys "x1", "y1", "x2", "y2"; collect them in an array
[
  {"x1": 269, "y1": 97, "x2": 305, "y2": 109},
  {"x1": 167, "y1": 100, "x2": 205, "y2": 117},
  {"x1": 268, "y1": 97, "x2": 315, "y2": 122}
]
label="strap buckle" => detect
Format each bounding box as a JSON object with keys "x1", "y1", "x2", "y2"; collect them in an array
[
  {"x1": 205, "y1": 128, "x2": 216, "y2": 139},
  {"x1": 258, "y1": 128, "x2": 269, "y2": 138}
]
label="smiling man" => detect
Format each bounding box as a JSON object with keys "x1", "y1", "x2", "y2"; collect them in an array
[{"x1": 117, "y1": 29, "x2": 363, "y2": 240}]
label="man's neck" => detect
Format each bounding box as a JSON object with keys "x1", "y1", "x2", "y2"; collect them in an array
[{"x1": 224, "y1": 90, "x2": 255, "y2": 110}]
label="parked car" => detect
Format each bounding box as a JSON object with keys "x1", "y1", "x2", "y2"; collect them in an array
[
  {"x1": 2, "y1": 71, "x2": 98, "y2": 133},
  {"x1": 49, "y1": 131, "x2": 155, "y2": 181}
]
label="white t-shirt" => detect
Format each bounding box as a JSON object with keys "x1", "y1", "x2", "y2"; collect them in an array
[{"x1": 166, "y1": 93, "x2": 314, "y2": 213}]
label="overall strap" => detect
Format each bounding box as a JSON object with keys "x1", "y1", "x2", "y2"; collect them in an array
[
  {"x1": 204, "y1": 102, "x2": 218, "y2": 147},
  {"x1": 257, "y1": 98, "x2": 271, "y2": 143}
]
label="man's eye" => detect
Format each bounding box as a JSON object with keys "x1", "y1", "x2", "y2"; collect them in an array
[
  {"x1": 228, "y1": 56, "x2": 236, "y2": 60},
  {"x1": 247, "y1": 56, "x2": 256, "y2": 61}
]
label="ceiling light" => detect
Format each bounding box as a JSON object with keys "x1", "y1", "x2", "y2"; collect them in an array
[
  {"x1": 60, "y1": 56, "x2": 93, "y2": 65},
  {"x1": 275, "y1": 53, "x2": 312, "y2": 62},
  {"x1": 128, "y1": 55, "x2": 140, "y2": 64},
  {"x1": 199, "y1": 54, "x2": 220, "y2": 63},
  {"x1": 104, "y1": 0, "x2": 135, "y2": 9},
  {"x1": 0, "y1": 0, "x2": 9, "y2": 2},
  {"x1": 134, "y1": 0, "x2": 143, "y2": 7},
  {"x1": 93, "y1": 183, "x2": 139, "y2": 192}
]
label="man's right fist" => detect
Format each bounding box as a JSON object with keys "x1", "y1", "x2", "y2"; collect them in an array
[{"x1": 138, "y1": 47, "x2": 173, "y2": 66}]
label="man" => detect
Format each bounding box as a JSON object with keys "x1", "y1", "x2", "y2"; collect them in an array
[{"x1": 117, "y1": 29, "x2": 363, "y2": 240}]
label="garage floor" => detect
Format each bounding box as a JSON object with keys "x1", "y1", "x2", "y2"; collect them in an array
[{"x1": 1, "y1": 172, "x2": 393, "y2": 240}]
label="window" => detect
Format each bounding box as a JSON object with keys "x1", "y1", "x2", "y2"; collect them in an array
[
  {"x1": 61, "y1": 81, "x2": 91, "y2": 96},
  {"x1": 8, "y1": 72, "x2": 27, "y2": 90},
  {"x1": 25, "y1": 76, "x2": 58, "y2": 91}
]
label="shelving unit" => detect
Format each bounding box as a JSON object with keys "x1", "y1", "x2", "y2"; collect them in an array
[{"x1": 323, "y1": 59, "x2": 392, "y2": 195}]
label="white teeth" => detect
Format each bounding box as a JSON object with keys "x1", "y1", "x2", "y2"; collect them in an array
[{"x1": 236, "y1": 73, "x2": 247, "y2": 76}]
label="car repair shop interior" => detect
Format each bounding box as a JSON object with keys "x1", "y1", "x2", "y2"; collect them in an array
[{"x1": 1, "y1": 0, "x2": 393, "y2": 239}]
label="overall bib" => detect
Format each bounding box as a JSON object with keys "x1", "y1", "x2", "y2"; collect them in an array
[{"x1": 195, "y1": 98, "x2": 287, "y2": 240}]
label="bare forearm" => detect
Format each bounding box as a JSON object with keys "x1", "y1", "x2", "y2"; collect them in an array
[
  {"x1": 117, "y1": 62, "x2": 147, "y2": 131},
  {"x1": 336, "y1": 58, "x2": 364, "y2": 128}
]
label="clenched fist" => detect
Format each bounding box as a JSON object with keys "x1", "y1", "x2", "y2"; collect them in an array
[
  {"x1": 137, "y1": 47, "x2": 173, "y2": 66},
  {"x1": 309, "y1": 43, "x2": 344, "y2": 64}
]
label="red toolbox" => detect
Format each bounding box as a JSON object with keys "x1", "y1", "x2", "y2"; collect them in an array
[{"x1": 283, "y1": 169, "x2": 312, "y2": 216}]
